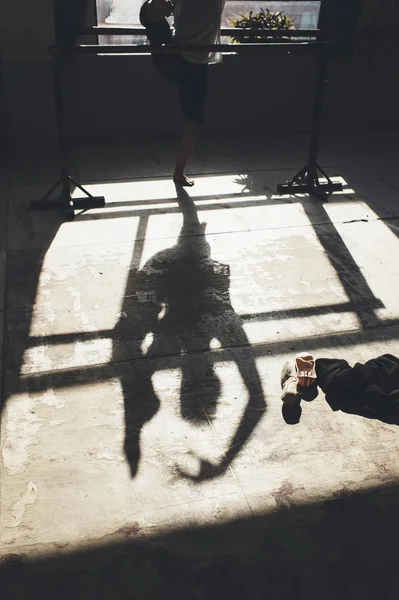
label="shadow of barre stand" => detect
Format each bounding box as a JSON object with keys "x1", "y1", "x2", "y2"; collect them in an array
[
  {"x1": 29, "y1": 53, "x2": 105, "y2": 220},
  {"x1": 277, "y1": 46, "x2": 343, "y2": 199}
]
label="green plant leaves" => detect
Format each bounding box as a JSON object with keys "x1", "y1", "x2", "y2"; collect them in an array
[{"x1": 230, "y1": 7, "x2": 296, "y2": 43}]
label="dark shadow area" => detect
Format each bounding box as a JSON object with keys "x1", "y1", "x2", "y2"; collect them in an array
[
  {"x1": 112, "y1": 186, "x2": 266, "y2": 478},
  {"x1": 2, "y1": 171, "x2": 78, "y2": 377},
  {"x1": 3, "y1": 481, "x2": 399, "y2": 600},
  {"x1": 1, "y1": 209, "x2": 62, "y2": 419},
  {"x1": 0, "y1": 171, "x2": 84, "y2": 429}
]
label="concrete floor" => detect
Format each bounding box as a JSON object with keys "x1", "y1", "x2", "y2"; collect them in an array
[{"x1": 1, "y1": 132, "x2": 399, "y2": 599}]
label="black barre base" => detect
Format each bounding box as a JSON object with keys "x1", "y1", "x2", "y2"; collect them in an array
[
  {"x1": 29, "y1": 175, "x2": 105, "y2": 220},
  {"x1": 277, "y1": 163, "x2": 343, "y2": 198}
]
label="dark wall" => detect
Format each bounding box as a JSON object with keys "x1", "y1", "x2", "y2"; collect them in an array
[
  {"x1": 62, "y1": 53, "x2": 316, "y2": 141},
  {"x1": 2, "y1": 60, "x2": 58, "y2": 150},
  {"x1": 3, "y1": 48, "x2": 398, "y2": 149},
  {"x1": 0, "y1": 59, "x2": 7, "y2": 155},
  {"x1": 1, "y1": 0, "x2": 399, "y2": 150}
]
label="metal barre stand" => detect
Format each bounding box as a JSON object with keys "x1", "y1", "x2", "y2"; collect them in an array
[
  {"x1": 30, "y1": 33, "x2": 339, "y2": 220},
  {"x1": 29, "y1": 52, "x2": 105, "y2": 220},
  {"x1": 277, "y1": 44, "x2": 343, "y2": 197}
]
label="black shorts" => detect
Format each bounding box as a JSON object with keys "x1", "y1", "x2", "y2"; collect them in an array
[
  {"x1": 141, "y1": 15, "x2": 208, "y2": 126},
  {"x1": 176, "y1": 57, "x2": 208, "y2": 126},
  {"x1": 150, "y1": 54, "x2": 208, "y2": 126}
]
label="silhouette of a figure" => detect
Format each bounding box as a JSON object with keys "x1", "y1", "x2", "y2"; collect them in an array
[{"x1": 114, "y1": 187, "x2": 266, "y2": 479}]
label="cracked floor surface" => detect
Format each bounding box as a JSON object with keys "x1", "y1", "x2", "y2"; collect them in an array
[{"x1": 1, "y1": 132, "x2": 399, "y2": 599}]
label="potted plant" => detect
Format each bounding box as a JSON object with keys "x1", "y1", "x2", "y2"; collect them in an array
[{"x1": 230, "y1": 8, "x2": 296, "y2": 43}]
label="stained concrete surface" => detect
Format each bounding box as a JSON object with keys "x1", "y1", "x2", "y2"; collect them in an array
[{"x1": 1, "y1": 132, "x2": 399, "y2": 599}]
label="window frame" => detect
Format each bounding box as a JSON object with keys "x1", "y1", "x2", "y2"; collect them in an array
[{"x1": 93, "y1": 0, "x2": 325, "y2": 45}]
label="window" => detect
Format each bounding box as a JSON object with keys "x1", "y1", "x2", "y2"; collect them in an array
[
  {"x1": 222, "y1": 2, "x2": 321, "y2": 28},
  {"x1": 96, "y1": 1, "x2": 321, "y2": 45}
]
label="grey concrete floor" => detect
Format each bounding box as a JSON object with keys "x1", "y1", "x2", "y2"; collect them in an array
[{"x1": 1, "y1": 132, "x2": 399, "y2": 599}]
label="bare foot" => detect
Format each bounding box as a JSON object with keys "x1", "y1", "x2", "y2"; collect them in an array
[{"x1": 173, "y1": 173, "x2": 195, "y2": 187}]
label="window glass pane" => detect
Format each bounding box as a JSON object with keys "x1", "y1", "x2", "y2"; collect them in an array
[
  {"x1": 96, "y1": 1, "x2": 321, "y2": 44},
  {"x1": 97, "y1": 0, "x2": 141, "y2": 25}
]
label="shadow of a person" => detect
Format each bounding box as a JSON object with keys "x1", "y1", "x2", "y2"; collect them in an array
[{"x1": 115, "y1": 185, "x2": 266, "y2": 479}]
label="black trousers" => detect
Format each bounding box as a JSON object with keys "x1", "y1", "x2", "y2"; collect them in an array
[{"x1": 316, "y1": 354, "x2": 399, "y2": 420}]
